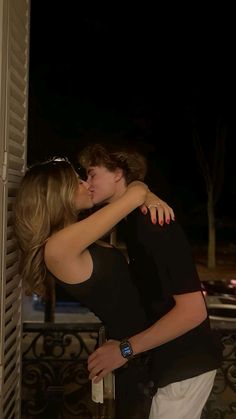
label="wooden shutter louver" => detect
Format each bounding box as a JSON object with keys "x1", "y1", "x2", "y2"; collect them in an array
[{"x1": 0, "y1": 0, "x2": 30, "y2": 418}]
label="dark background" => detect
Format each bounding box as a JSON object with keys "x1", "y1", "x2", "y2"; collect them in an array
[{"x1": 27, "y1": 2, "x2": 236, "y2": 243}]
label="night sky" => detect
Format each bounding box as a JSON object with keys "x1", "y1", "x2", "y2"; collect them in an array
[{"x1": 28, "y1": 2, "x2": 236, "y2": 242}]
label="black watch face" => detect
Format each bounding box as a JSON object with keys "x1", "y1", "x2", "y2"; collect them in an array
[{"x1": 120, "y1": 341, "x2": 133, "y2": 358}]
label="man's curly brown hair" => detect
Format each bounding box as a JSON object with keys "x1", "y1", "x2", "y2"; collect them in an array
[{"x1": 79, "y1": 143, "x2": 147, "y2": 184}]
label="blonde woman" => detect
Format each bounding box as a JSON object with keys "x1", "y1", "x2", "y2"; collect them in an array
[{"x1": 14, "y1": 158, "x2": 172, "y2": 419}]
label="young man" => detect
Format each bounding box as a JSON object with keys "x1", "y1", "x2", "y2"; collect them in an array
[{"x1": 79, "y1": 144, "x2": 222, "y2": 419}]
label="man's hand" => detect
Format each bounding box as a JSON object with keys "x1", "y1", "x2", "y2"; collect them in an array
[
  {"x1": 140, "y1": 192, "x2": 175, "y2": 226},
  {"x1": 88, "y1": 340, "x2": 127, "y2": 383}
]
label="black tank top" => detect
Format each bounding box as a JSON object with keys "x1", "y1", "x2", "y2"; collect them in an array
[{"x1": 55, "y1": 243, "x2": 148, "y2": 339}]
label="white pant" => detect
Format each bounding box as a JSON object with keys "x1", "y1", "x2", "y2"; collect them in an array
[{"x1": 149, "y1": 369, "x2": 217, "y2": 419}]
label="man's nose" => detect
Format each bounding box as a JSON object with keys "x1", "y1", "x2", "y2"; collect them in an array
[
  {"x1": 86, "y1": 179, "x2": 93, "y2": 189},
  {"x1": 88, "y1": 185, "x2": 93, "y2": 192}
]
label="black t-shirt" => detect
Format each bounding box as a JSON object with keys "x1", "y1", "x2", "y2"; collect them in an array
[{"x1": 122, "y1": 210, "x2": 222, "y2": 387}]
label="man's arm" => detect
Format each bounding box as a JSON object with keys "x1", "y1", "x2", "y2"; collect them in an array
[
  {"x1": 88, "y1": 290, "x2": 207, "y2": 382},
  {"x1": 88, "y1": 222, "x2": 206, "y2": 382}
]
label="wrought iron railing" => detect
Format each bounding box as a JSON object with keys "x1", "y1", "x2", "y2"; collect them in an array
[
  {"x1": 21, "y1": 320, "x2": 236, "y2": 419},
  {"x1": 21, "y1": 321, "x2": 111, "y2": 419},
  {"x1": 201, "y1": 317, "x2": 236, "y2": 419}
]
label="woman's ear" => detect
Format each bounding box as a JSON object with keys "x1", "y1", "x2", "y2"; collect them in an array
[{"x1": 114, "y1": 168, "x2": 124, "y2": 182}]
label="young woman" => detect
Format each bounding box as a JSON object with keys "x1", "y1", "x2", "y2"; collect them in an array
[{"x1": 14, "y1": 158, "x2": 171, "y2": 419}]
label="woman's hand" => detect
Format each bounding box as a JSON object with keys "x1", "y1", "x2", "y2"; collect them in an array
[{"x1": 140, "y1": 191, "x2": 175, "y2": 226}]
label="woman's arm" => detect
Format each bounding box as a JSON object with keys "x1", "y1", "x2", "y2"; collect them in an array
[
  {"x1": 45, "y1": 181, "x2": 148, "y2": 261},
  {"x1": 87, "y1": 290, "x2": 207, "y2": 382}
]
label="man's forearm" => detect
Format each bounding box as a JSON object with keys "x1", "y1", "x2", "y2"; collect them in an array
[{"x1": 129, "y1": 291, "x2": 207, "y2": 355}]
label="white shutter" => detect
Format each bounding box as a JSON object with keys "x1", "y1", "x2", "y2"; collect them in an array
[{"x1": 0, "y1": 0, "x2": 30, "y2": 418}]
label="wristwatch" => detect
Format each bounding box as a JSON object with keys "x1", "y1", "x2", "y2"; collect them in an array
[{"x1": 119, "y1": 339, "x2": 133, "y2": 359}]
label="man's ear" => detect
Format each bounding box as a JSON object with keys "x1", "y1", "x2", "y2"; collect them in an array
[{"x1": 114, "y1": 168, "x2": 124, "y2": 182}]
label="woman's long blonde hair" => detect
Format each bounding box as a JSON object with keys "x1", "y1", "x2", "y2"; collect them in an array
[{"x1": 14, "y1": 159, "x2": 79, "y2": 297}]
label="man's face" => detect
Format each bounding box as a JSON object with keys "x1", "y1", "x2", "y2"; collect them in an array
[{"x1": 86, "y1": 165, "x2": 119, "y2": 205}]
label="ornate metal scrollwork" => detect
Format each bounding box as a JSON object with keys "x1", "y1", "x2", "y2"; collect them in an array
[
  {"x1": 22, "y1": 322, "x2": 104, "y2": 418},
  {"x1": 202, "y1": 330, "x2": 236, "y2": 419},
  {"x1": 22, "y1": 322, "x2": 236, "y2": 418}
]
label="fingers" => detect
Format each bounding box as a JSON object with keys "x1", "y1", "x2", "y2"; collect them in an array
[
  {"x1": 88, "y1": 351, "x2": 97, "y2": 365},
  {"x1": 162, "y1": 204, "x2": 175, "y2": 223},
  {"x1": 148, "y1": 205, "x2": 161, "y2": 225},
  {"x1": 151, "y1": 205, "x2": 174, "y2": 226},
  {"x1": 140, "y1": 204, "x2": 148, "y2": 215},
  {"x1": 90, "y1": 368, "x2": 108, "y2": 383},
  {"x1": 169, "y1": 206, "x2": 175, "y2": 221},
  {"x1": 88, "y1": 347, "x2": 111, "y2": 381},
  {"x1": 155, "y1": 205, "x2": 165, "y2": 226},
  {"x1": 88, "y1": 356, "x2": 104, "y2": 381},
  {"x1": 146, "y1": 203, "x2": 175, "y2": 226},
  {"x1": 157, "y1": 199, "x2": 175, "y2": 222},
  {"x1": 88, "y1": 353, "x2": 105, "y2": 373},
  {"x1": 143, "y1": 191, "x2": 175, "y2": 224},
  {"x1": 88, "y1": 340, "x2": 126, "y2": 383},
  {"x1": 89, "y1": 365, "x2": 105, "y2": 381},
  {"x1": 158, "y1": 204, "x2": 176, "y2": 225}
]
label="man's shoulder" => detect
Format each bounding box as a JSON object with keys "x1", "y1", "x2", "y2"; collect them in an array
[
  {"x1": 129, "y1": 210, "x2": 181, "y2": 232},
  {"x1": 127, "y1": 210, "x2": 177, "y2": 237},
  {"x1": 127, "y1": 210, "x2": 183, "y2": 241}
]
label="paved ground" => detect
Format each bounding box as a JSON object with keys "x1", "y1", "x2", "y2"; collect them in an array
[{"x1": 193, "y1": 243, "x2": 236, "y2": 282}]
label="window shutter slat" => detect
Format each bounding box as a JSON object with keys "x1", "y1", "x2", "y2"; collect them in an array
[{"x1": 0, "y1": 1, "x2": 30, "y2": 418}]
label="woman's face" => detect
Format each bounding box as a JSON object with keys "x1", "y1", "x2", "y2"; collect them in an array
[{"x1": 74, "y1": 178, "x2": 94, "y2": 210}]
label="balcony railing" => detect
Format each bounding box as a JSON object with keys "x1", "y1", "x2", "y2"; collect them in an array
[
  {"x1": 21, "y1": 321, "x2": 112, "y2": 419},
  {"x1": 21, "y1": 282, "x2": 236, "y2": 419},
  {"x1": 21, "y1": 320, "x2": 236, "y2": 419}
]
